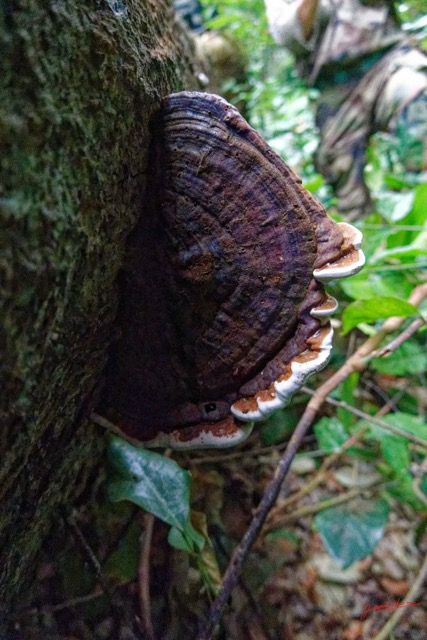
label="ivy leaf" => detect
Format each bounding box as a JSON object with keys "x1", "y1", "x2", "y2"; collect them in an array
[
  {"x1": 379, "y1": 435, "x2": 411, "y2": 478},
  {"x1": 339, "y1": 271, "x2": 413, "y2": 302},
  {"x1": 104, "y1": 520, "x2": 141, "y2": 582},
  {"x1": 336, "y1": 373, "x2": 359, "y2": 428},
  {"x1": 108, "y1": 437, "x2": 191, "y2": 531},
  {"x1": 315, "y1": 499, "x2": 390, "y2": 568},
  {"x1": 168, "y1": 521, "x2": 205, "y2": 554},
  {"x1": 342, "y1": 297, "x2": 418, "y2": 334},
  {"x1": 368, "y1": 413, "x2": 427, "y2": 442},
  {"x1": 314, "y1": 417, "x2": 348, "y2": 452},
  {"x1": 371, "y1": 340, "x2": 427, "y2": 375}
]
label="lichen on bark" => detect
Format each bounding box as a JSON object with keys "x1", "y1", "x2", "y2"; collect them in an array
[{"x1": 0, "y1": 0, "x2": 202, "y2": 621}]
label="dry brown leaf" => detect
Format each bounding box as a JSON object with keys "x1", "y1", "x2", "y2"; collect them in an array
[
  {"x1": 342, "y1": 620, "x2": 364, "y2": 640},
  {"x1": 380, "y1": 577, "x2": 410, "y2": 596}
]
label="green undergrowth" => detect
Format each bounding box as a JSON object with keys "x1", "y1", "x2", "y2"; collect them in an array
[{"x1": 104, "y1": 0, "x2": 427, "y2": 586}]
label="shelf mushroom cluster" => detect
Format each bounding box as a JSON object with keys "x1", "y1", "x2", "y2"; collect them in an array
[{"x1": 93, "y1": 92, "x2": 365, "y2": 450}]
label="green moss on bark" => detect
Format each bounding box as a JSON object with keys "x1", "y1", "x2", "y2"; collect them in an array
[{"x1": 0, "y1": 0, "x2": 202, "y2": 621}]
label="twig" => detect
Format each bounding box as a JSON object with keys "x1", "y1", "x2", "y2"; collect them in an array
[
  {"x1": 370, "y1": 551, "x2": 427, "y2": 640},
  {"x1": 139, "y1": 513, "x2": 157, "y2": 640},
  {"x1": 65, "y1": 510, "x2": 146, "y2": 640},
  {"x1": 196, "y1": 405, "x2": 319, "y2": 640},
  {"x1": 412, "y1": 477, "x2": 427, "y2": 508},
  {"x1": 361, "y1": 224, "x2": 425, "y2": 230},
  {"x1": 271, "y1": 484, "x2": 382, "y2": 525},
  {"x1": 376, "y1": 316, "x2": 425, "y2": 358},
  {"x1": 197, "y1": 283, "x2": 427, "y2": 640},
  {"x1": 189, "y1": 439, "x2": 307, "y2": 465},
  {"x1": 265, "y1": 381, "x2": 418, "y2": 527},
  {"x1": 301, "y1": 387, "x2": 427, "y2": 448},
  {"x1": 189, "y1": 444, "x2": 282, "y2": 465},
  {"x1": 17, "y1": 590, "x2": 106, "y2": 617},
  {"x1": 363, "y1": 261, "x2": 427, "y2": 272},
  {"x1": 265, "y1": 428, "x2": 368, "y2": 526},
  {"x1": 375, "y1": 383, "x2": 410, "y2": 416},
  {"x1": 265, "y1": 383, "x2": 420, "y2": 528},
  {"x1": 66, "y1": 510, "x2": 110, "y2": 595}
]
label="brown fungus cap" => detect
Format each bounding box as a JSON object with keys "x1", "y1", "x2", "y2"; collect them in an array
[{"x1": 94, "y1": 92, "x2": 365, "y2": 449}]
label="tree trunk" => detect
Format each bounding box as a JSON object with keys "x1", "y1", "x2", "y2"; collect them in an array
[{"x1": 0, "y1": 0, "x2": 201, "y2": 624}]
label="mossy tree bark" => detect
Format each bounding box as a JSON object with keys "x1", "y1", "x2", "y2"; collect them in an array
[{"x1": 0, "y1": 0, "x2": 202, "y2": 622}]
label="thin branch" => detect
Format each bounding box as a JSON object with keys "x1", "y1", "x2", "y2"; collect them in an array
[
  {"x1": 376, "y1": 316, "x2": 425, "y2": 358},
  {"x1": 189, "y1": 439, "x2": 310, "y2": 465},
  {"x1": 196, "y1": 404, "x2": 320, "y2": 640},
  {"x1": 197, "y1": 283, "x2": 427, "y2": 640},
  {"x1": 363, "y1": 262, "x2": 427, "y2": 272},
  {"x1": 189, "y1": 444, "x2": 282, "y2": 465},
  {"x1": 271, "y1": 482, "x2": 383, "y2": 526},
  {"x1": 412, "y1": 477, "x2": 427, "y2": 508},
  {"x1": 18, "y1": 590, "x2": 106, "y2": 617},
  {"x1": 65, "y1": 510, "x2": 146, "y2": 640},
  {"x1": 301, "y1": 387, "x2": 427, "y2": 448},
  {"x1": 265, "y1": 428, "x2": 368, "y2": 526},
  {"x1": 375, "y1": 383, "x2": 410, "y2": 416},
  {"x1": 361, "y1": 224, "x2": 425, "y2": 230},
  {"x1": 66, "y1": 510, "x2": 110, "y2": 594},
  {"x1": 139, "y1": 513, "x2": 157, "y2": 640},
  {"x1": 265, "y1": 379, "x2": 416, "y2": 528},
  {"x1": 370, "y1": 551, "x2": 427, "y2": 640}
]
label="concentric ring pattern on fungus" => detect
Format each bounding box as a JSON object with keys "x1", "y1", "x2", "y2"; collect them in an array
[{"x1": 94, "y1": 92, "x2": 365, "y2": 449}]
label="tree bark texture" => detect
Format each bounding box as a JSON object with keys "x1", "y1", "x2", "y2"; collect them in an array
[{"x1": 0, "y1": 0, "x2": 201, "y2": 623}]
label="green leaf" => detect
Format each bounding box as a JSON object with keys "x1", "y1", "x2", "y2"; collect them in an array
[
  {"x1": 261, "y1": 409, "x2": 297, "y2": 445},
  {"x1": 339, "y1": 274, "x2": 396, "y2": 301},
  {"x1": 376, "y1": 190, "x2": 415, "y2": 222},
  {"x1": 339, "y1": 271, "x2": 413, "y2": 302},
  {"x1": 167, "y1": 523, "x2": 205, "y2": 554},
  {"x1": 371, "y1": 340, "x2": 427, "y2": 375},
  {"x1": 314, "y1": 417, "x2": 348, "y2": 452},
  {"x1": 387, "y1": 477, "x2": 427, "y2": 511},
  {"x1": 168, "y1": 526, "x2": 192, "y2": 553},
  {"x1": 108, "y1": 437, "x2": 191, "y2": 531},
  {"x1": 369, "y1": 413, "x2": 427, "y2": 442},
  {"x1": 380, "y1": 435, "x2": 410, "y2": 478},
  {"x1": 303, "y1": 174, "x2": 324, "y2": 193},
  {"x1": 266, "y1": 528, "x2": 300, "y2": 546},
  {"x1": 336, "y1": 374, "x2": 359, "y2": 428},
  {"x1": 104, "y1": 520, "x2": 141, "y2": 582},
  {"x1": 358, "y1": 414, "x2": 427, "y2": 510},
  {"x1": 184, "y1": 519, "x2": 206, "y2": 551},
  {"x1": 359, "y1": 226, "x2": 393, "y2": 261},
  {"x1": 190, "y1": 511, "x2": 222, "y2": 594},
  {"x1": 58, "y1": 551, "x2": 95, "y2": 599},
  {"x1": 386, "y1": 183, "x2": 427, "y2": 248},
  {"x1": 373, "y1": 246, "x2": 427, "y2": 262},
  {"x1": 403, "y1": 182, "x2": 427, "y2": 226},
  {"x1": 315, "y1": 499, "x2": 390, "y2": 568},
  {"x1": 342, "y1": 297, "x2": 419, "y2": 334},
  {"x1": 383, "y1": 174, "x2": 413, "y2": 190}
]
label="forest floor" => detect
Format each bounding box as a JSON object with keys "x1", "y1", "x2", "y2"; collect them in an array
[{"x1": 9, "y1": 419, "x2": 427, "y2": 640}]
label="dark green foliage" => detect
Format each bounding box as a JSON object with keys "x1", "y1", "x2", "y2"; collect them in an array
[
  {"x1": 314, "y1": 499, "x2": 390, "y2": 568},
  {"x1": 0, "y1": 0, "x2": 200, "y2": 621}
]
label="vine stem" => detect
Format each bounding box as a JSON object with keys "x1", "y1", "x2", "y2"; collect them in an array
[
  {"x1": 139, "y1": 513, "x2": 156, "y2": 640},
  {"x1": 197, "y1": 283, "x2": 427, "y2": 640}
]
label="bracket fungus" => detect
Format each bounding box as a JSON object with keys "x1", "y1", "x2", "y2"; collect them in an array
[{"x1": 93, "y1": 92, "x2": 365, "y2": 450}]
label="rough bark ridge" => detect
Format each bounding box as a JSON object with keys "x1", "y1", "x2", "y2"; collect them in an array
[{"x1": 0, "y1": 0, "x2": 200, "y2": 622}]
